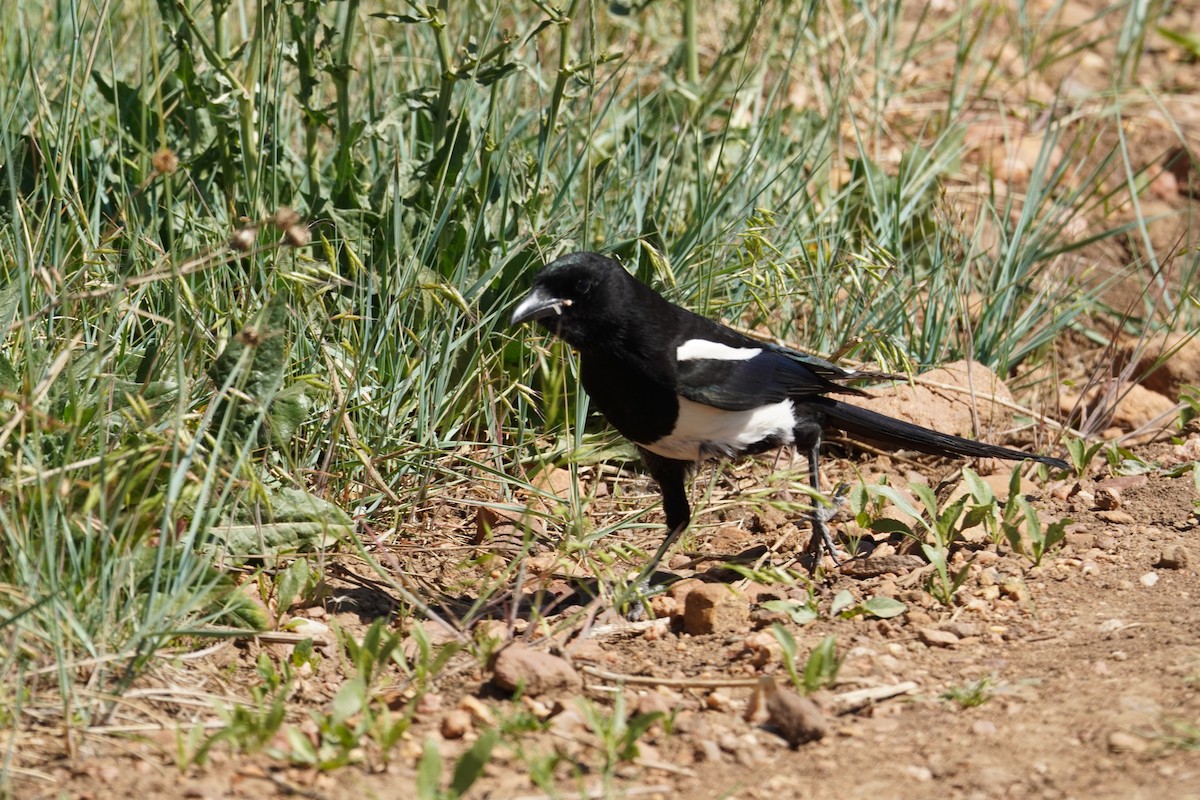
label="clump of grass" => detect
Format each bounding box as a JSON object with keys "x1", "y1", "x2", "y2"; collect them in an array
[{"x1": 0, "y1": 0, "x2": 1188, "y2": 784}]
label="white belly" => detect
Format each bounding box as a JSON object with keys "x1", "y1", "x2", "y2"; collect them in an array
[{"x1": 642, "y1": 397, "x2": 796, "y2": 461}]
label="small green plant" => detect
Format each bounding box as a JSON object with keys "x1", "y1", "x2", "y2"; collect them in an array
[
  {"x1": 922, "y1": 542, "x2": 973, "y2": 606},
  {"x1": 1105, "y1": 443, "x2": 1154, "y2": 475},
  {"x1": 396, "y1": 619, "x2": 463, "y2": 697},
  {"x1": 578, "y1": 693, "x2": 664, "y2": 788},
  {"x1": 271, "y1": 557, "x2": 321, "y2": 621},
  {"x1": 853, "y1": 478, "x2": 975, "y2": 550},
  {"x1": 760, "y1": 597, "x2": 820, "y2": 626},
  {"x1": 1158, "y1": 719, "x2": 1200, "y2": 751},
  {"x1": 771, "y1": 625, "x2": 842, "y2": 694},
  {"x1": 942, "y1": 677, "x2": 995, "y2": 708},
  {"x1": 1001, "y1": 497, "x2": 1071, "y2": 567},
  {"x1": 1194, "y1": 465, "x2": 1200, "y2": 511},
  {"x1": 177, "y1": 652, "x2": 292, "y2": 768},
  {"x1": 1064, "y1": 436, "x2": 1107, "y2": 475},
  {"x1": 280, "y1": 619, "x2": 427, "y2": 769},
  {"x1": 415, "y1": 728, "x2": 499, "y2": 800},
  {"x1": 830, "y1": 590, "x2": 907, "y2": 620}
]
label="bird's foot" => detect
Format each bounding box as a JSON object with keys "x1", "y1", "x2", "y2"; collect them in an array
[
  {"x1": 802, "y1": 482, "x2": 851, "y2": 570},
  {"x1": 614, "y1": 573, "x2": 669, "y2": 621},
  {"x1": 813, "y1": 481, "x2": 851, "y2": 524}
]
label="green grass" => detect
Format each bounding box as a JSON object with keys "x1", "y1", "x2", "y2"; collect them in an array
[{"x1": 0, "y1": 0, "x2": 1191, "y2": 783}]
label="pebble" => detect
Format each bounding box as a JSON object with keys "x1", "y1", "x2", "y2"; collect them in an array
[
  {"x1": 491, "y1": 644, "x2": 581, "y2": 696},
  {"x1": 696, "y1": 739, "x2": 724, "y2": 762},
  {"x1": 683, "y1": 584, "x2": 750, "y2": 635},
  {"x1": 548, "y1": 708, "x2": 587, "y2": 738},
  {"x1": 706, "y1": 690, "x2": 736, "y2": 712},
  {"x1": 1155, "y1": 546, "x2": 1189, "y2": 570},
  {"x1": 972, "y1": 720, "x2": 997, "y2": 736},
  {"x1": 440, "y1": 709, "x2": 472, "y2": 739},
  {"x1": 1097, "y1": 510, "x2": 1136, "y2": 525},
  {"x1": 918, "y1": 627, "x2": 959, "y2": 648},
  {"x1": 1095, "y1": 486, "x2": 1122, "y2": 510},
  {"x1": 637, "y1": 689, "x2": 677, "y2": 718},
  {"x1": 904, "y1": 765, "x2": 934, "y2": 781},
  {"x1": 1108, "y1": 730, "x2": 1149, "y2": 754},
  {"x1": 414, "y1": 692, "x2": 443, "y2": 719},
  {"x1": 1000, "y1": 581, "x2": 1030, "y2": 602},
  {"x1": 519, "y1": 695, "x2": 551, "y2": 720},
  {"x1": 762, "y1": 680, "x2": 827, "y2": 747},
  {"x1": 1140, "y1": 572, "x2": 1160, "y2": 588},
  {"x1": 649, "y1": 594, "x2": 678, "y2": 619},
  {"x1": 1063, "y1": 530, "x2": 1094, "y2": 548},
  {"x1": 941, "y1": 621, "x2": 979, "y2": 639}
]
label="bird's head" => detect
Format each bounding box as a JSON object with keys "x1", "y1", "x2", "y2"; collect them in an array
[{"x1": 510, "y1": 252, "x2": 631, "y2": 348}]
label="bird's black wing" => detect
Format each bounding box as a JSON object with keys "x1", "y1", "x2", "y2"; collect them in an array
[{"x1": 676, "y1": 345, "x2": 867, "y2": 412}]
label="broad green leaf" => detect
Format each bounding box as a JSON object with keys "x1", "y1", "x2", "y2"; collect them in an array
[{"x1": 861, "y1": 596, "x2": 907, "y2": 619}]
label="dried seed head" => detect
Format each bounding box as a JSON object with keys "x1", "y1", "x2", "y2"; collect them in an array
[
  {"x1": 151, "y1": 148, "x2": 179, "y2": 176},
  {"x1": 284, "y1": 225, "x2": 311, "y2": 248},
  {"x1": 271, "y1": 206, "x2": 301, "y2": 231},
  {"x1": 283, "y1": 224, "x2": 311, "y2": 248},
  {"x1": 230, "y1": 226, "x2": 257, "y2": 252}
]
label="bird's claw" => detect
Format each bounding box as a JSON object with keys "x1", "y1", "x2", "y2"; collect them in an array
[
  {"x1": 813, "y1": 481, "x2": 851, "y2": 524},
  {"x1": 803, "y1": 482, "x2": 850, "y2": 568},
  {"x1": 615, "y1": 574, "x2": 667, "y2": 621}
]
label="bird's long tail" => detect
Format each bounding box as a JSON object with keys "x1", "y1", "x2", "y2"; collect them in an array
[{"x1": 816, "y1": 397, "x2": 1068, "y2": 469}]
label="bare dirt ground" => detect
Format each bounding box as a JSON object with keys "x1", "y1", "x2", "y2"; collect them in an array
[
  {"x1": 10, "y1": 2, "x2": 1200, "y2": 799},
  {"x1": 18, "y1": 431, "x2": 1200, "y2": 800}
]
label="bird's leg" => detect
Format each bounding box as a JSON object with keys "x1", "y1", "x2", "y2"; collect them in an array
[
  {"x1": 620, "y1": 449, "x2": 693, "y2": 618},
  {"x1": 621, "y1": 519, "x2": 689, "y2": 618},
  {"x1": 805, "y1": 444, "x2": 843, "y2": 565}
]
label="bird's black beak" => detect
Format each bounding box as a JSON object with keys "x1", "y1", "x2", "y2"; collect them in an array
[{"x1": 510, "y1": 286, "x2": 568, "y2": 326}]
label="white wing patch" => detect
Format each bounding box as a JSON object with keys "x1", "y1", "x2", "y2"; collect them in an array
[
  {"x1": 676, "y1": 339, "x2": 762, "y2": 362},
  {"x1": 643, "y1": 397, "x2": 796, "y2": 462}
]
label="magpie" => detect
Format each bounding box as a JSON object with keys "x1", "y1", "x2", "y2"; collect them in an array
[{"x1": 511, "y1": 252, "x2": 1067, "y2": 585}]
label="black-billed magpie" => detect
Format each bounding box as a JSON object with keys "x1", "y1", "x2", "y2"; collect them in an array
[{"x1": 511, "y1": 252, "x2": 1067, "y2": 582}]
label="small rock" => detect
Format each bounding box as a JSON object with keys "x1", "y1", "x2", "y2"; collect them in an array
[
  {"x1": 1000, "y1": 581, "x2": 1030, "y2": 603},
  {"x1": 738, "y1": 630, "x2": 783, "y2": 667},
  {"x1": 761, "y1": 678, "x2": 827, "y2": 747},
  {"x1": 683, "y1": 583, "x2": 750, "y2": 635},
  {"x1": 491, "y1": 644, "x2": 581, "y2": 696},
  {"x1": 1155, "y1": 546, "x2": 1189, "y2": 570},
  {"x1": 440, "y1": 709, "x2": 472, "y2": 740},
  {"x1": 696, "y1": 739, "x2": 724, "y2": 762},
  {"x1": 1094, "y1": 487, "x2": 1121, "y2": 510},
  {"x1": 548, "y1": 708, "x2": 588, "y2": 738},
  {"x1": 1140, "y1": 572, "x2": 1160, "y2": 588},
  {"x1": 649, "y1": 594, "x2": 678, "y2": 619},
  {"x1": 1064, "y1": 532, "x2": 1096, "y2": 550},
  {"x1": 972, "y1": 720, "x2": 998, "y2": 736},
  {"x1": 520, "y1": 695, "x2": 552, "y2": 720},
  {"x1": 1097, "y1": 510, "x2": 1136, "y2": 525},
  {"x1": 918, "y1": 627, "x2": 959, "y2": 648},
  {"x1": 1108, "y1": 730, "x2": 1149, "y2": 754},
  {"x1": 636, "y1": 690, "x2": 676, "y2": 719},
  {"x1": 717, "y1": 732, "x2": 741, "y2": 753},
  {"x1": 706, "y1": 690, "x2": 735, "y2": 712},
  {"x1": 414, "y1": 693, "x2": 443, "y2": 719},
  {"x1": 904, "y1": 765, "x2": 934, "y2": 781},
  {"x1": 667, "y1": 577, "x2": 705, "y2": 607},
  {"x1": 940, "y1": 621, "x2": 979, "y2": 639}
]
